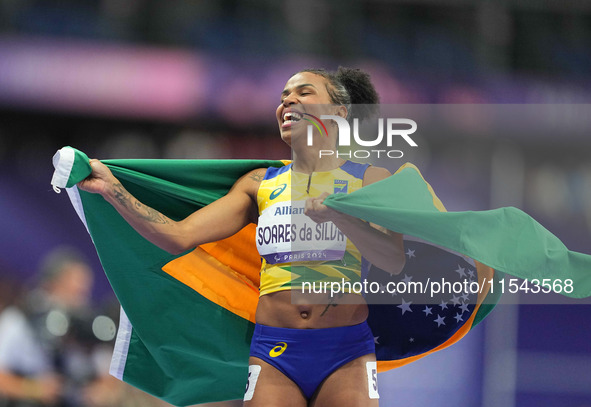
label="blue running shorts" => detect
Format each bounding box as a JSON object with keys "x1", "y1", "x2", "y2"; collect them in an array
[{"x1": 249, "y1": 321, "x2": 376, "y2": 399}]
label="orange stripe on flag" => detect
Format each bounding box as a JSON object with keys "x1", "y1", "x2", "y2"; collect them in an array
[{"x1": 162, "y1": 224, "x2": 261, "y2": 323}]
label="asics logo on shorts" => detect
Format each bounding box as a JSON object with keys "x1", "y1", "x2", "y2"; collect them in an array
[
  {"x1": 270, "y1": 184, "x2": 287, "y2": 200},
  {"x1": 269, "y1": 342, "x2": 287, "y2": 357}
]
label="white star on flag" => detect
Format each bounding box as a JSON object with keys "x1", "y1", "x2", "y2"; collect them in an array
[
  {"x1": 450, "y1": 295, "x2": 461, "y2": 306},
  {"x1": 401, "y1": 274, "x2": 413, "y2": 284},
  {"x1": 423, "y1": 306, "x2": 432, "y2": 316},
  {"x1": 409, "y1": 337, "x2": 415, "y2": 343},
  {"x1": 455, "y1": 265, "x2": 467, "y2": 278},
  {"x1": 434, "y1": 315, "x2": 446, "y2": 327},
  {"x1": 454, "y1": 313, "x2": 463, "y2": 323},
  {"x1": 406, "y1": 249, "x2": 416, "y2": 259},
  {"x1": 439, "y1": 300, "x2": 448, "y2": 310},
  {"x1": 397, "y1": 298, "x2": 413, "y2": 315},
  {"x1": 459, "y1": 303, "x2": 470, "y2": 313}
]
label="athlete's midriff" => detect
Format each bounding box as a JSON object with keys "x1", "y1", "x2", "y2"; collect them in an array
[
  {"x1": 255, "y1": 291, "x2": 369, "y2": 329},
  {"x1": 256, "y1": 162, "x2": 371, "y2": 328}
]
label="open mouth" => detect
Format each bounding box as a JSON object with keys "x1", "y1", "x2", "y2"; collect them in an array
[{"x1": 282, "y1": 110, "x2": 302, "y2": 126}]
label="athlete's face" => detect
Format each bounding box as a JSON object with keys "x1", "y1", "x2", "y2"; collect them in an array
[{"x1": 276, "y1": 72, "x2": 334, "y2": 146}]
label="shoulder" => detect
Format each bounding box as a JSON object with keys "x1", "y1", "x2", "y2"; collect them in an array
[
  {"x1": 362, "y1": 165, "x2": 391, "y2": 186},
  {"x1": 237, "y1": 164, "x2": 292, "y2": 187},
  {"x1": 230, "y1": 167, "x2": 269, "y2": 197},
  {"x1": 243, "y1": 168, "x2": 268, "y2": 184}
]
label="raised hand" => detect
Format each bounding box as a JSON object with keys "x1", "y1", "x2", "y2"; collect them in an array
[{"x1": 77, "y1": 159, "x2": 117, "y2": 196}]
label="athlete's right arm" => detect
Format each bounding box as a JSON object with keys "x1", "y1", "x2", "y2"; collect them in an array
[{"x1": 77, "y1": 159, "x2": 264, "y2": 254}]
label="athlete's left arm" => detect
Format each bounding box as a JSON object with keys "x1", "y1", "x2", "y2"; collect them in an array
[{"x1": 305, "y1": 166, "x2": 405, "y2": 275}]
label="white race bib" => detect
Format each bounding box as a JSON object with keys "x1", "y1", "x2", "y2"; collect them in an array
[{"x1": 256, "y1": 200, "x2": 346, "y2": 264}]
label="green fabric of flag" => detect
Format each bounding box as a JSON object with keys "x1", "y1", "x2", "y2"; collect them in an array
[
  {"x1": 59, "y1": 151, "x2": 285, "y2": 405},
  {"x1": 51, "y1": 146, "x2": 93, "y2": 191},
  {"x1": 53, "y1": 148, "x2": 591, "y2": 406},
  {"x1": 323, "y1": 165, "x2": 591, "y2": 299}
]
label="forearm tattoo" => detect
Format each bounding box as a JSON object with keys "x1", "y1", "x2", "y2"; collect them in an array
[{"x1": 112, "y1": 183, "x2": 169, "y2": 224}]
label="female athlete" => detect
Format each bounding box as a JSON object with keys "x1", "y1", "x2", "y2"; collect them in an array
[{"x1": 78, "y1": 67, "x2": 406, "y2": 407}]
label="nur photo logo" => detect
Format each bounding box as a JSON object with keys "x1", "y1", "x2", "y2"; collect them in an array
[{"x1": 304, "y1": 113, "x2": 419, "y2": 159}]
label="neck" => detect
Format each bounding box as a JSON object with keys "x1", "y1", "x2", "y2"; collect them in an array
[
  {"x1": 291, "y1": 131, "x2": 343, "y2": 173},
  {"x1": 291, "y1": 150, "x2": 344, "y2": 174}
]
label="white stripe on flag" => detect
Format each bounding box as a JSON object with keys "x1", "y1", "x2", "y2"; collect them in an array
[
  {"x1": 66, "y1": 186, "x2": 90, "y2": 233},
  {"x1": 110, "y1": 307, "x2": 133, "y2": 380},
  {"x1": 51, "y1": 147, "x2": 76, "y2": 191}
]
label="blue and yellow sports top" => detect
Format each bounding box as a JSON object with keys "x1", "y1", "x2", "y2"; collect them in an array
[{"x1": 256, "y1": 161, "x2": 370, "y2": 296}]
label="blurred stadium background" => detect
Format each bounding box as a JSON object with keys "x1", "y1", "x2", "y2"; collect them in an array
[{"x1": 0, "y1": 1, "x2": 590, "y2": 406}]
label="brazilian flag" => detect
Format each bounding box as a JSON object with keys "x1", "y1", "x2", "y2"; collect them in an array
[{"x1": 52, "y1": 147, "x2": 591, "y2": 406}]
